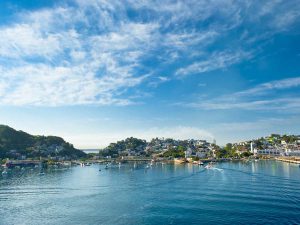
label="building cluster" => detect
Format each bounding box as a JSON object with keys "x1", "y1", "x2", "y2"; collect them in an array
[
  {"x1": 234, "y1": 134, "x2": 300, "y2": 157},
  {"x1": 101, "y1": 134, "x2": 300, "y2": 159},
  {"x1": 7, "y1": 144, "x2": 70, "y2": 161},
  {"x1": 146, "y1": 138, "x2": 217, "y2": 158},
  {"x1": 101, "y1": 137, "x2": 218, "y2": 159}
]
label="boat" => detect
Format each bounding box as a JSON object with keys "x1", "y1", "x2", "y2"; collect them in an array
[
  {"x1": 174, "y1": 158, "x2": 187, "y2": 164},
  {"x1": 204, "y1": 162, "x2": 214, "y2": 169},
  {"x1": 2, "y1": 170, "x2": 8, "y2": 175},
  {"x1": 198, "y1": 161, "x2": 204, "y2": 166}
]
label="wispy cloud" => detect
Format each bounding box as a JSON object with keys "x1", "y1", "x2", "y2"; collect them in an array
[
  {"x1": 181, "y1": 76, "x2": 300, "y2": 111},
  {"x1": 175, "y1": 50, "x2": 252, "y2": 76},
  {"x1": 0, "y1": 0, "x2": 299, "y2": 106},
  {"x1": 0, "y1": 4, "x2": 158, "y2": 106},
  {"x1": 190, "y1": 98, "x2": 300, "y2": 111},
  {"x1": 235, "y1": 77, "x2": 300, "y2": 96}
]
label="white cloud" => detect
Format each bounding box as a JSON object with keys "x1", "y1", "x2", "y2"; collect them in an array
[
  {"x1": 0, "y1": 5, "x2": 158, "y2": 106},
  {"x1": 176, "y1": 50, "x2": 252, "y2": 76},
  {"x1": 0, "y1": 0, "x2": 299, "y2": 106},
  {"x1": 180, "y1": 76, "x2": 300, "y2": 111},
  {"x1": 236, "y1": 76, "x2": 300, "y2": 96},
  {"x1": 0, "y1": 24, "x2": 61, "y2": 59},
  {"x1": 190, "y1": 98, "x2": 300, "y2": 111},
  {"x1": 148, "y1": 76, "x2": 170, "y2": 87}
]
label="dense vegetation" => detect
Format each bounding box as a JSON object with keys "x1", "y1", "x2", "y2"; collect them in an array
[
  {"x1": 99, "y1": 137, "x2": 147, "y2": 157},
  {"x1": 162, "y1": 146, "x2": 186, "y2": 158},
  {"x1": 0, "y1": 125, "x2": 86, "y2": 159}
]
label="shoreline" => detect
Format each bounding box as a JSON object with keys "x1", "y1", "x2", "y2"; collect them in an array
[{"x1": 0, "y1": 156, "x2": 279, "y2": 169}]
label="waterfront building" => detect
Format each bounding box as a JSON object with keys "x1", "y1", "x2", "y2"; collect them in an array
[{"x1": 256, "y1": 148, "x2": 283, "y2": 156}]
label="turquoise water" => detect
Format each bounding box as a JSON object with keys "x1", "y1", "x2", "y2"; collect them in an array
[{"x1": 1, "y1": 161, "x2": 300, "y2": 225}]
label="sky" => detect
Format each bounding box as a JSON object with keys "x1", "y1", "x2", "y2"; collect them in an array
[{"x1": 0, "y1": 0, "x2": 300, "y2": 148}]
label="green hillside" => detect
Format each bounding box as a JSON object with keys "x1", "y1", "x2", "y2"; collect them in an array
[{"x1": 0, "y1": 125, "x2": 86, "y2": 159}]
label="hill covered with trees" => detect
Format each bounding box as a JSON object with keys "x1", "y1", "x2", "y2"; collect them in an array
[
  {"x1": 0, "y1": 125, "x2": 86, "y2": 159},
  {"x1": 99, "y1": 137, "x2": 147, "y2": 157}
]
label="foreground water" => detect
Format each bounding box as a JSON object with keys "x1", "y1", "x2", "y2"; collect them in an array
[{"x1": 1, "y1": 161, "x2": 300, "y2": 225}]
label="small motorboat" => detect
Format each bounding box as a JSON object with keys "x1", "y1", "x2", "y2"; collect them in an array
[
  {"x1": 204, "y1": 162, "x2": 214, "y2": 169},
  {"x1": 198, "y1": 161, "x2": 204, "y2": 166}
]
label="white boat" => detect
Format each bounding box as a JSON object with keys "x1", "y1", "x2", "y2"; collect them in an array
[
  {"x1": 198, "y1": 161, "x2": 204, "y2": 165},
  {"x1": 204, "y1": 162, "x2": 214, "y2": 169}
]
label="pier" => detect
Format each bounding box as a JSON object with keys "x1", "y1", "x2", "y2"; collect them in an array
[
  {"x1": 276, "y1": 157, "x2": 300, "y2": 164},
  {"x1": 4, "y1": 160, "x2": 43, "y2": 168}
]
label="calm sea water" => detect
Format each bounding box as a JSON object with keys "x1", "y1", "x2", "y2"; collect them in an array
[{"x1": 1, "y1": 160, "x2": 300, "y2": 225}]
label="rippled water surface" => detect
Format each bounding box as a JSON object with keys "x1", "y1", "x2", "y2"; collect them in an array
[{"x1": 1, "y1": 160, "x2": 300, "y2": 225}]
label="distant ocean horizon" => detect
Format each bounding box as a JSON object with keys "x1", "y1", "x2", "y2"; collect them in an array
[{"x1": 81, "y1": 149, "x2": 99, "y2": 154}]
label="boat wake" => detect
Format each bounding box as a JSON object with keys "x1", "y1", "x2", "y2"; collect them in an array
[{"x1": 210, "y1": 168, "x2": 223, "y2": 172}]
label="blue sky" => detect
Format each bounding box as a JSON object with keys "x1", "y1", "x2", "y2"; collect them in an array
[{"x1": 0, "y1": 0, "x2": 300, "y2": 148}]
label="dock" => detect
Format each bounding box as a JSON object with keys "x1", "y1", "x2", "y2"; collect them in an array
[
  {"x1": 4, "y1": 160, "x2": 43, "y2": 168},
  {"x1": 276, "y1": 157, "x2": 300, "y2": 164}
]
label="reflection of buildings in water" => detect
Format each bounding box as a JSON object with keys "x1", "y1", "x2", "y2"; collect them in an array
[
  {"x1": 187, "y1": 163, "x2": 194, "y2": 173},
  {"x1": 251, "y1": 161, "x2": 258, "y2": 174},
  {"x1": 281, "y1": 161, "x2": 290, "y2": 178}
]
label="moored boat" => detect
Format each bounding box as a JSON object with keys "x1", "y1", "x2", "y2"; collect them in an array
[{"x1": 174, "y1": 158, "x2": 187, "y2": 164}]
